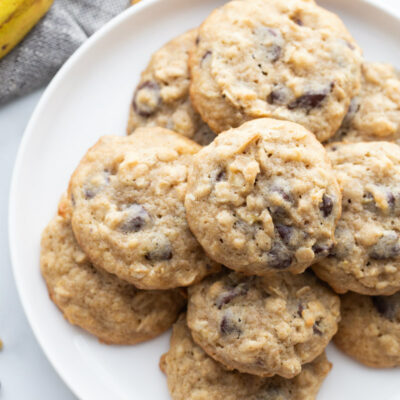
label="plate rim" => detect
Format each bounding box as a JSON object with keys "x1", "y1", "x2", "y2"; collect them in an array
[{"x1": 8, "y1": 0, "x2": 400, "y2": 398}]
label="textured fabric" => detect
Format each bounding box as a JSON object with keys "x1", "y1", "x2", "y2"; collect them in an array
[{"x1": 0, "y1": 0, "x2": 130, "y2": 104}]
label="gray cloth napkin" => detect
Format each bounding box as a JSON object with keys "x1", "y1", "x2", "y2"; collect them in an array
[{"x1": 0, "y1": 0, "x2": 130, "y2": 105}]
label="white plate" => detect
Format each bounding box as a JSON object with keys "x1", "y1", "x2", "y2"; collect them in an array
[{"x1": 9, "y1": 0, "x2": 400, "y2": 398}]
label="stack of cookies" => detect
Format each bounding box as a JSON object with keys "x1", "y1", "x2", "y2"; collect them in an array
[{"x1": 40, "y1": 0, "x2": 400, "y2": 398}]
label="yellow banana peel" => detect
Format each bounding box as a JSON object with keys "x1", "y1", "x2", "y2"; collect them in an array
[{"x1": 0, "y1": 0, "x2": 54, "y2": 60}]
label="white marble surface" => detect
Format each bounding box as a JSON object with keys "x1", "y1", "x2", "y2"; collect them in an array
[{"x1": 0, "y1": 1, "x2": 399, "y2": 398}]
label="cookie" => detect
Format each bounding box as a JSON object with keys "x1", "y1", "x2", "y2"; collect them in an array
[
  {"x1": 313, "y1": 141, "x2": 400, "y2": 295},
  {"x1": 185, "y1": 118, "x2": 341, "y2": 275},
  {"x1": 334, "y1": 292, "x2": 400, "y2": 368},
  {"x1": 189, "y1": 0, "x2": 362, "y2": 142},
  {"x1": 160, "y1": 314, "x2": 332, "y2": 400},
  {"x1": 127, "y1": 29, "x2": 215, "y2": 146},
  {"x1": 41, "y1": 198, "x2": 185, "y2": 345},
  {"x1": 187, "y1": 270, "x2": 340, "y2": 378},
  {"x1": 331, "y1": 62, "x2": 400, "y2": 144},
  {"x1": 69, "y1": 127, "x2": 220, "y2": 290}
]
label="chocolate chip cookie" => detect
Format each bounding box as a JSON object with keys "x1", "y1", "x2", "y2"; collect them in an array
[
  {"x1": 185, "y1": 118, "x2": 341, "y2": 275},
  {"x1": 334, "y1": 292, "x2": 400, "y2": 368},
  {"x1": 161, "y1": 314, "x2": 332, "y2": 400},
  {"x1": 331, "y1": 62, "x2": 400, "y2": 144},
  {"x1": 69, "y1": 127, "x2": 219, "y2": 290},
  {"x1": 313, "y1": 141, "x2": 400, "y2": 295},
  {"x1": 41, "y1": 197, "x2": 185, "y2": 344},
  {"x1": 189, "y1": 0, "x2": 362, "y2": 141},
  {"x1": 127, "y1": 29, "x2": 215, "y2": 146},
  {"x1": 186, "y1": 270, "x2": 340, "y2": 378}
]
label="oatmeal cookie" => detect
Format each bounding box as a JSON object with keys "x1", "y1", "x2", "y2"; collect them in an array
[
  {"x1": 331, "y1": 62, "x2": 400, "y2": 144},
  {"x1": 187, "y1": 270, "x2": 340, "y2": 378},
  {"x1": 41, "y1": 198, "x2": 185, "y2": 344},
  {"x1": 189, "y1": 0, "x2": 362, "y2": 141},
  {"x1": 185, "y1": 118, "x2": 341, "y2": 275},
  {"x1": 69, "y1": 128, "x2": 219, "y2": 290},
  {"x1": 334, "y1": 292, "x2": 400, "y2": 368},
  {"x1": 160, "y1": 314, "x2": 332, "y2": 400},
  {"x1": 313, "y1": 141, "x2": 400, "y2": 295},
  {"x1": 127, "y1": 29, "x2": 215, "y2": 146}
]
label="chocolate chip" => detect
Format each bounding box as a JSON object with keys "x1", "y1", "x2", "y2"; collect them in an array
[
  {"x1": 388, "y1": 192, "x2": 396, "y2": 209},
  {"x1": 276, "y1": 224, "x2": 292, "y2": 244},
  {"x1": 253, "y1": 27, "x2": 284, "y2": 65},
  {"x1": 312, "y1": 243, "x2": 333, "y2": 258},
  {"x1": 220, "y1": 313, "x2": 242, "y2": 336},
  {"x1": 267, "y1": 242, "x2": 293, "y2": 269},
  {"x1": 267, "y1": 45, "x2": 282, "y2": 63},
  {"x1": 119, "y1": 204, "x2": 150, "y2": 233},
  {"x1": 294, "y1": 18, "x2": 303, "y2": 26},
  {"x1": 145, "y1": 248, "x2": 172, "y2": 261},
  {"x1": 267, "y1": 90, "x2": 283, "y2": 105},
  {"x1": 195, "y1": 36, "x2": 200, "y2": 45},
  {"x1": 288, "y1": 92, "x2": 326, "y2": 110},
  {"x1": 144, "y1": 234, "x2": 173, "y2": 261},
  {"x1": 201, "y1": 50, "x2": 212, "y2": 66},
  {"x1": 372, "y1": 296, "x2": 399, "y2": 320},
  {"x1": 319, "y1": 194, "x2": 333, "y2": 217},
  {"x1": 267, "y1": 85, "x2": 291, "y2": 105},
  {"x1": 133, "y1": 81, "x2": 161, "y2": 117},
  {"x1": 297, "y1": 303, "x2": 304, "y2": 317},
  {"x1": 216, "y1": 169, "x2": 227, "y2": 182},
  {"x1": 369, "y1": 231, "x2": 400, "y2": 260},
  {"x1": 121, "y1": 216, "x2": 145, "y2": 233},
  {"x1": 313, "y1": 322, "x2": 323, "y2": 336},
  {"x1": 269, "y1": 207, "x2": 289, "y2": 227},
  {"x1": 215, "y1": 282, "x2": 250, "y2": 309},
  {"x1": 262, "y1": 28, "x2": 283, "y2": 63},
  {"x1": 270, "y1": 185, "x2": 293, "y2": 203},
  {"x1": 83, "y1": 184, "x2": 104, "y2": 200},
  {"x1": 288, "y1": 83, "x2": 334, "y2": 110},
  {"x1": 84, "y1": 188, "x2": 96, "y2": 199}
]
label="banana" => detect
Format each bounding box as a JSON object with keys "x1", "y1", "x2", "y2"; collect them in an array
[{"x1": 0, "y1": 0, "x2": 54, "y2": 60}]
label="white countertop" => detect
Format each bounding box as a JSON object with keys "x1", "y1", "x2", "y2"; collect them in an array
[{"x1": 0, "y1": 1, "x2": 399, "y2": 398}]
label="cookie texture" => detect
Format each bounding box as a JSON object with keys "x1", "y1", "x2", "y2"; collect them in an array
[
  {"x1": 189, "y1": 0, "x2": 362, "y2": 141},
  {"x1": 41, "y1": 199, "x2": 185, "y2": 344},
  {"x1": 334, "y1": 292, "x2": 400, "y2": 368},
  {"x1": 187, "y1": 270, "x2": 340, "y2": 378},
  {"x1": 127, "y1": 29, "x2": 215, "y2": 146},
  {"x1": 185, "y1": 118, "x2": 341, "y2": 275},
  {"x1": 161, "y1": 314, "x2": 332, "y2": 400},
  {"x1": 313, "y1": 141, "x2": 400, "y2": 295},
  {"x1": 69, "y1": 128, "x2": 220, "y2": 290},
  {"x1": 331, "y1": 63, "x2": 400, "y2": 144}
]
